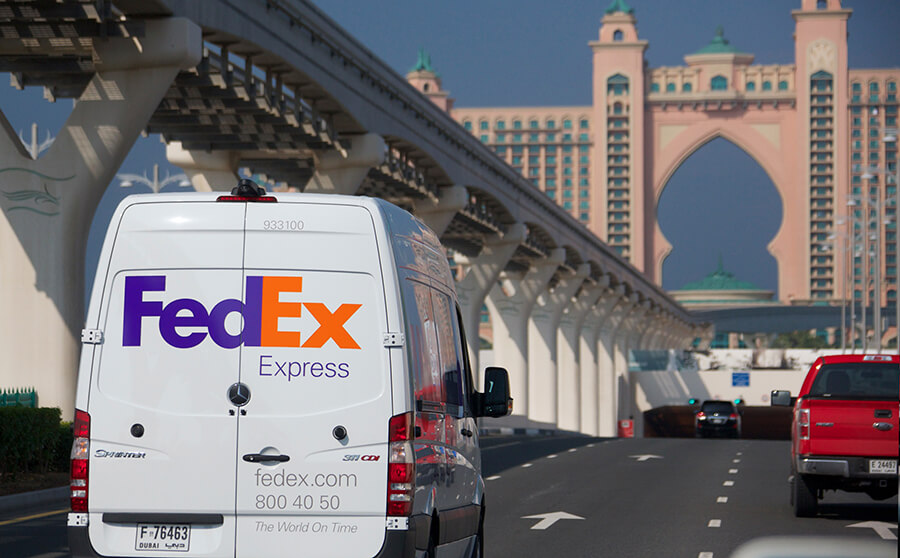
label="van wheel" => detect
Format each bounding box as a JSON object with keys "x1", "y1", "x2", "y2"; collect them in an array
[
  {"x1": 793, "y1": 473, "x2": 817, "y2": 517},
  {"x1": 470, "y1": 504, "x2": 484, "y2": 558},
  {"x1": 425, "y1": 516, "x2": 438, "y2": 558}
]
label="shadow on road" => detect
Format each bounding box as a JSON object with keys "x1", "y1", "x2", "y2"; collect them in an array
[
  {"x1": 817, "y1": 500, "x2": 900, "y2": 523},
  {"x1": 480, "y1": 434, "x2": 610, "y2": 477}
]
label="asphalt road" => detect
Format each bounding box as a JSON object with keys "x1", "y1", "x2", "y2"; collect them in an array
[{"x1": 1, "y1": 436, "x2": 896, "y2": 558}]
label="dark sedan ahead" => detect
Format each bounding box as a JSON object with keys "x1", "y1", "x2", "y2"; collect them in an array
[{"x1": 695, "y1": 400, "x2": 742, "y2": 438}]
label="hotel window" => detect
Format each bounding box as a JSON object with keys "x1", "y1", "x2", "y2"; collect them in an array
[
  {"x1": 746, "y1": 81, "x2": 756, "y2": 92},
  {"x1": 563, "y1": 190, "x2": 572, "y2": 199},
  {"x1": 579, "y1": 145, "x2": 589, "y2": 152},
  {"x1": 613, "y1": 29, "x2": 624, "y2": 41},
  {"x1": 529, "y1": 168, "x2": 540, "y2": 177},
  {"x1": 546, "y1": 133, "x2": 556, "y2": 142},
  {"x1": 563, "y1": 134, "x2": 572, "y2": 142},
  {"x1": 530, "y1": 120, "x2": 539, "y2": 129},
  {"x1": 512, "y1": 156, "x2": 522, "y2": 165},
  {"x1": 546, "y1": 167, "x2": 556, "y2": 176},
  {"x1": 480, "y1": 135, "x2": 488, "y2": 143},
  {"x1": 711, "y1": 75, "x2": 727, "y2": 91},
  {"x1": 889, "y1": 81, "x2": 897, "y2": 92},
  {"x1": 496, "y1": 133, "x2": 505, "y2": 142},
  {"x1": 463, "y1": 120, "x2": 472, "y2": 131},
  {"x1": 496, "y1": 120, "x2": 506, "y2": 130},
  {"x1": 580, "y1": 119, "x2": 589, "y2": 129},
  {"x1": 852, "y1": 82, "x2": 862, "y2": 92},
  {"x1": 563, "y1": 168, "x2": 572, "y2": 176},
  {"x1": 778, "y1": 80, "x2": 788, "y2": 91},
  {"x1": 546, "y1": 120, "x2": 556, "y2": 129},
  {"x1": 607, "y1": 74, "x2": 629, "y2": 95},
  {"x1": 580, "y1": 156, "x2": 589, "y2": 164},
  {"x1": 528, "y1": 156, "x2": 539, "y2": 164},
  {"x1": 513, "y1": 134, "x2": 522, "y2": 143},
  {"x1": 547, "y1": 179, "x2": 557, "y2": 187},
  {"x1": 564, "y1": 179, "x2": 572, "y2": 187},
  {"x1": 650, "y1": 82, "x2": 660, "y2": 93},
  {"x1": 513, "y1": 146, "x2": 523, "y2": 153},
  {"x1": 545, "y1": 190, "x2": 555, "y2": 199},
  {"x1": 563, "y1": 145, "x2": 573, "y2": 153},
  {"x1": 563, "y1": 201, "x2": 572, "y2": 210},
  {"x1": 580, "y1": 190, "x2": 589, "y2": 198},
  {"x1": 546, "y1": 146, "x2": 557, "y2": 154},
  {"x1": 495, "y1": 146, "x2": 506, "y2": 154},
  {"x1": 580, "y1": 178, "x2": 589, "y2": 186},
  {"x1": 529, "y1": 134, "x2": 539, "y2": 143},
  {"x1": 762, "y1": 81, "x2": 772, "y2": 91},
  {"x1": 682, "y1": 82, "x2": 692, "y2": 92},
  {"x1": 563, "y1": 119, "x2": 572, "y2": 129},
  {"x1": 546, "y1": 156, "x2": 557, "y2": 165},
  {"x1": 580, "y1": 213, "x2": 589, "y2": 221},
  {"x1": 480, "y1": 120, "x2": 488, "y2": 130},
  {"x1": 666, "y1": 82, "x2": 676, "y2": 92},
  {"x1": 513, "y1": 120, "x2": 522, "y2": 129}
]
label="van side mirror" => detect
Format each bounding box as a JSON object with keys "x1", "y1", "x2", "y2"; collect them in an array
[
  {"x1": 476, "y1": 367, "x2": 512, "y2": 418},
  {"x1": 771, "y1": 390, "x2": 792, "y2": 407}
]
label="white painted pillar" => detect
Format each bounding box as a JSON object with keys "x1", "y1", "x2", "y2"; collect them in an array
[
  {"x1": 416, "y1": 184, "x2": 468, "y2": 237},
  {"x1": 622, "y1": 302, "x2": 652, "y2": 437},
  {"x1": 0, "y1": 18, "x2": 201, "y2": 419},
  {"x1": 166, "y1": 141, "x2": 240, "y2": 191},
  {"x1": 557, "y1": 283, "x2": 605, "y2": 433},
  {"x1": 580, "y1": 283, "x2": 622, "y2": 436},
  {"x1": 598, "y1": 295, "x2": 637, "y2": 436},
  {"x1": 454, "y1": 224, "x2": 525, "y2": 385},
  {"x1": 527, "y1": 264, "x2": 589, "y2": 426},
  {"x1": 304, "y1": 132, "x2": 385, "y2": 194},
  {"x1": 485, "y1": 249, "x2": 563, "y2": 426}
]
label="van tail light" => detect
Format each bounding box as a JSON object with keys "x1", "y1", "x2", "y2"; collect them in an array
[
  {"x1": 696, "y1": 412, "x2": 706, "y2": 420},
  {"x1": 387, "y1": 412, "x2": 415, "y2": 517},
  {"x1": 71, "y1": 409, "x2": 90, "y2": 512},
  {"x1": 797, "y1": 405, "x2": 810, "y2": 441},
  {"x1": 729, "y1": 413, "x2": 738, "y2": 420}
]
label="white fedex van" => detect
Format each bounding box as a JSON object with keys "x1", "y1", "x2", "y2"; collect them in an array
[{"x1": 69, "y1": 180, "x2": 511, "y2": 558}]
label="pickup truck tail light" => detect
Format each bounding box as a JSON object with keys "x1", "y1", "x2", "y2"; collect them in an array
[{"x1": 797, "y1": 405, "x2": 810, "y2": 441}]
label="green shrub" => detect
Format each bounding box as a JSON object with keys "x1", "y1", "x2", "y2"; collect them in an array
[{"x1": 0, "y1": 407, "x2": 69, "y2": 480}]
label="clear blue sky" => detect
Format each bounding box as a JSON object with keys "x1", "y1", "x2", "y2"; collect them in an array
[{"x1": 1, "y1": 0, "x2": 899, "y2": 301}]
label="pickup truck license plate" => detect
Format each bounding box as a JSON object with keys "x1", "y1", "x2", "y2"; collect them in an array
[
  {"x1": 869, "y1": 459, "x2": 897, "y2": 474},
  {"x1": 135, "y1": 524, "x2": 190, "y2": 552}
]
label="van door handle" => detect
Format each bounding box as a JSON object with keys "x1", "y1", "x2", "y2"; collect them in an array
[
  {"x1": 873, "y1": 422, "x2": 893, "y2": 431},
  {"x1": 243, "y1": 453, "x2": 290, "y2": 463}
]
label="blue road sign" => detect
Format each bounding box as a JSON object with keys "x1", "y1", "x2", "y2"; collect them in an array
[{"x1": 732, "y1": 372, "x2": 750, "y2": 387}]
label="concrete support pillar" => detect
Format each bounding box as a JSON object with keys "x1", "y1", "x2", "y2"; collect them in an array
[
  {"x1": 416, "y1": 184, "x2": 468, "y2": 237},
  {"x1": 597, "y1": 295, "x2": 636, "y2": 436},
  {"x1": 528, "y1": 263, "x2": 589, "y2": 427},
  {"x1": 454, "y1": 224, "x2": 525, "y2": 385},
  {"x1": 557, "y1": 283, "x2": 605, "y2": 433},
  {"x1": 621, "y1": 302, "x2": 652, "y2": 436},
  {"x1": 485, "y1": 249, "x2": 564, "y2": 426},
  {"x1": 166, "y1": 142, "x2": 240, "y2": 192},
  {"x1": 304, "y1": 132, "x2": 385, "y2": 195},
  {"x1": 580, "y1": 283, "x2": 622, "y2": 436},
  {"x1": 0, "y1": 18, "x2": 201, "y2": 419}
]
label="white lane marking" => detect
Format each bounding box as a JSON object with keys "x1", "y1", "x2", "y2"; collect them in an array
[
  {"x1": 481, "y1": 441, "x2": 523, "y2": 451},
  {"x1": 699, "y1": 553, "x2": 714, "y2": 558},
  {"x1": 708, "y1": 519, "x2": 722, "y2": 528},
  {"x1": 733, "y1": 459, "x2": 741, "y2": 463},
  {"x1": 736, "y1": 452, "x2": 743, "y2": 456},
  {"x1": 522, "y1": 463, "x2": 533, "y2": 468},
  {"x1": 847, "y1": 521, "x2": 898, "y2": 540},
  {"x1": 629, "y1": 454, "x2": 663, "y2": 462},
  {"x1": 568, "y1": 448, "x2": 578, "y2": 453},
  {"x1": 521, "y1": 511, "x2": 585, "y2": 530},
  {"x1": 717, "y1": 497, "x2": 728, "y2": 503},
  {"x1": 729, "y1": 469, "x2": 739, "y2": 474},
  {"x1": 587, "y1": 443, "x2": 595, "y2": 448},
  {"x1": 486, "y1": 475, "x2": 501, "y2": 481},
  {"x1": 547, "y1": 454, "x2": 558, "y2": 459},
  {"x1": 723, "y1": 481, "x2": 735, "y2": 487}
]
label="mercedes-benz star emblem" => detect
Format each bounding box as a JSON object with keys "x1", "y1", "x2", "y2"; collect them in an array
[{"x1": 228, "y1": 383, "x2": 251, "y2": 407}]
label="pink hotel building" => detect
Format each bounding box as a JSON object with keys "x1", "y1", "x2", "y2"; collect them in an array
[{"x1": 409, "y1": 0, "x2": 899, "y2": 311}]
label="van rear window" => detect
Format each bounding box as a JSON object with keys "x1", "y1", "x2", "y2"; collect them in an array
[{"x1": 809, "y1": 363, "x2": 899, "y2": 399}]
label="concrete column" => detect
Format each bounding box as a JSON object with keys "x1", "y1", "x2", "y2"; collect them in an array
[
  {"x1": 416, "y1": 184, "x2": 468, "y2": 237},
  {"x1": 621, "y1": 302, "x2": 652, "y2": 436},
  {"x1": 598, "y1": 295, "x2": 637, "y2": 436},
  {"x1": 557, "y1": 282, "x2": 605, "y2": 433},
  {"x1": 580, "y1": 283, "x2": 622, "y2": 436},
  {"x1": 304, "y1": 132, "x2": 385, "y2": 194},
  {"x1": 0, "y1": 18, "x2": 201, "y2": 419},
  {"x1": 166, "y1": 142, "x2": 240, "y2": 192},
  {"x1": 454, "y1": 224, "x2": 525, "y2": 385},
  {"x1": 528, "y1": 264, "x2": 589, "y2": 427},
  {"x1": 485, "y1": 249, "x2": 564, "y2": 427}
]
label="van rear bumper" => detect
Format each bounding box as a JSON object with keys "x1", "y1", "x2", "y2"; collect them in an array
[{"x1": 68, "y1": 526, "x2": 418, "y2": 558}]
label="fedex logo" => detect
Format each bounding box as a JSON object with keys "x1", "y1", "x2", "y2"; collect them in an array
[{"x1": 123, "y1": 276, "x2": 362, "y2": 350}]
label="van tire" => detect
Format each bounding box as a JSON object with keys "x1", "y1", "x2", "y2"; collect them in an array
[
  {"x1": 793, "y1": 473, "x2": 817, "y2": 517},
  {"x1": 470, "y1": 504, "x2": 484, "y2": 558},
  {"x1": 425, "y1": 515, "x2": 438, "y2": 558}
]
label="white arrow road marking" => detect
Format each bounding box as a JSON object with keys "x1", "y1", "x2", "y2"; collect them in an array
[
  {"x1": 629, "y1": 454, "x2": 663, "y2": 462},
  {"x1": 485, "y1": 475, "x2": 501, "y2": 481},
  {"x1": 521, "y1": 511, "x2": 585, "y2": 530},
  {"x1": 698, "y1": 553, "x2": 714, "y2": 558},
  {"x1": 847, "y1": 521, "x2": 898, "y2": 540}
]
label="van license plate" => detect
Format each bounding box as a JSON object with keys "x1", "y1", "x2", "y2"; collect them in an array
[
  {"x1": 135, "y1": 524, "x2": 190, "y2": 552},
  {"x1": 869, "y1": 460, "x2": 897, "y2": 474}
]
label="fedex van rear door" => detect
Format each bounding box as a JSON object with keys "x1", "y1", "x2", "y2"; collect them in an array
[
  {"x1": 235, "y1": 201, "x2": 392, "y2": 558},
  {"x1": 86, "y1": 201, "x2": 245, "y2": 558}
]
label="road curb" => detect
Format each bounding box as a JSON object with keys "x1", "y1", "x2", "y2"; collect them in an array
[{"x1": 0, "y1": 486, "x2": 68, "y2": 514}]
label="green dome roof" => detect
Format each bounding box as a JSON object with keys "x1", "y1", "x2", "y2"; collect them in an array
[
  {"x1": 605, "y1": 0, "x2": 634, "y2": 15},
  {"x1": 679, "y1": 258, "x2": 763, "y2": 292},
  {"x1": 692, "y1": 26, "x2": 744, "y2": 55}
]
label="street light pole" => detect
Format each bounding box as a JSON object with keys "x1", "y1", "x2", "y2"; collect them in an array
[{"x1": 117, "y1": 163, "x2": 192, "y2": 194}]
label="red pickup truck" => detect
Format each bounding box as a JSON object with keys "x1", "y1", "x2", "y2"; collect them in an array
[{"x1": 772, "y1": 353, "x2": 898, "y2": 517}]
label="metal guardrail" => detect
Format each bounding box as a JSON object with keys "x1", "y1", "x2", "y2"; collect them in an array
[{"x1": 0, "y1": 388, "x2": 37, "y2": 408}]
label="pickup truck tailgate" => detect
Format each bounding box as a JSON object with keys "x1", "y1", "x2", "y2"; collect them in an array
[{"x1": 807, "y1": 399, "x2": 899, "y2": 457}]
